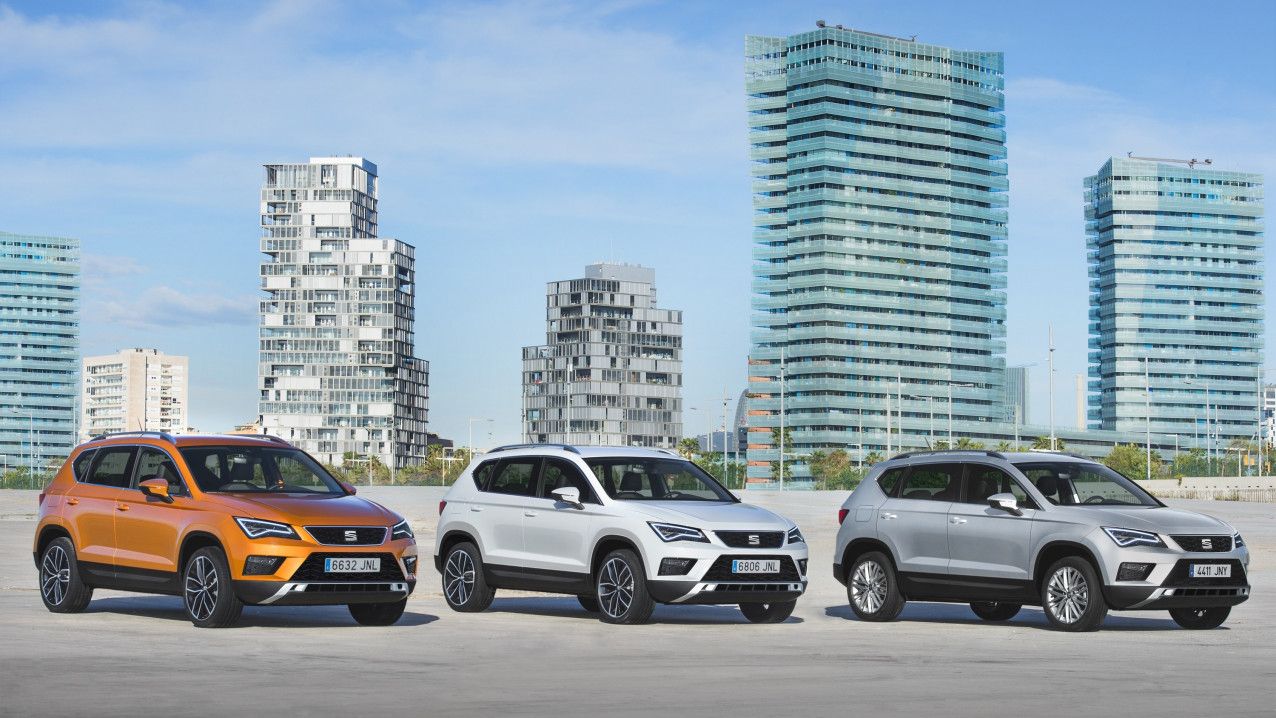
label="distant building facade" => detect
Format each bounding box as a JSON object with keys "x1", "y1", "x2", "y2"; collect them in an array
[
  {"x1": 1005, "y1": 366, "x2": 1029, "y2": 425},
  {"x1": 81, "y1": 348, "x2": 188, "y2": 439},
  {"x1": 258, "y1": 156, "x2": 430, "y2": 468},
  {"x1": 522, "y1": 263, "x2": 683, "y2": 448},
  {"x1": 1086, "y1": 157, "x2": 1264, "y2": 447},
  {"x1": 0, "y1": 233, "x2": 79, "y2": 472}
]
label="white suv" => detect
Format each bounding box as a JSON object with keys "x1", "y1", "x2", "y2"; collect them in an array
[{"x1": 434, "y1": 444, "x2": 808, "y2": 624}]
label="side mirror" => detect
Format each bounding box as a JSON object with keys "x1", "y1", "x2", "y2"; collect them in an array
[
  {"x1": 339, "y1": 480, "x2": 357, "y2": 495},
  {"x1": 138, "y1": 477, "x2": 173, "y2": 503},
  {"x1": 987, "y1": 492, "x2": 1023, "y2": 516},
  {"x1": 551, "y1": 486, "x2": 583, "y2": 508}
]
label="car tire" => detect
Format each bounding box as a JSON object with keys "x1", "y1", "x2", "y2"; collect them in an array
[
  {"x1": 596, "y1": 549, "x2": 655, "y2": 625},
  {"x1": 739, "y1": 600, "x2": 797, "y2": 624},
  {"x1": 970, "y1": 601, "x2": 1021, "y2": 622},
  {"x1": 39, "y1": 537, "x2": 93, "y2": 613},
  {"x1": 847, "y1": 551, "x2": 905, "y2": 622},
  {"x1": 183, "y1": 546, "x2": 244, "y2": 628},
  {"x1": 577, "y1": 595, "x2": 600, "y2": 613},
  {"x1": 1041, "y1": 556, "x2": 1107, "y2": 632},
  {"x1": 1169, "y1": 606, "x2": 1231, "y2": 630},
  {"x1": 349, "y1": 598, "x2": 408, "y2": 626},
  {"x1": 441, "y1": 542, "x2": 495, "y2": 612}
]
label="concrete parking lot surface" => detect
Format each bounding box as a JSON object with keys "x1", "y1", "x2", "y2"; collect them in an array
[{"x1": 1, "y1": 488, "x2": 1272, "y2": 717}]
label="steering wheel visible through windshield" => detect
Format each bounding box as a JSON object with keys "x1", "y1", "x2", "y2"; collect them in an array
[
  {"x1": 586, "y1": 458, "x2": 736, "y2": 502},
  {"x1": 179, "y1": 446, "x2": 343, "y2": 495},
  {"x1": 1014, "y1": 462, "x2": 1160, "y2": 507}
]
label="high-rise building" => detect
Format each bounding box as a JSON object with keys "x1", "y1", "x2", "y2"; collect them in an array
[
  {"x1": 522, "y1": 263, "x2": 682, "y2": 448},
  {"x1": 258, "y1": 156, "x2": 429, "y2": 468},
  {"x1": 0, "y1": 233, "x2": 79, "y2": 474},
  {"x1": 1005, "y1": 366, "x2": 1029, "y2": 425},
  {"x1": 1085, "y1": 157, "x2": 1264, "y2": 447},
  {"x1": 81, "y1": 348, "x2": 189, "y2": 440},
  {"x1": 744, "y1": 25, "x2": 1008, "y2": 482}
]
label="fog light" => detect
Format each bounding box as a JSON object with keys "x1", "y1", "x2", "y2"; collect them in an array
[
  {"x1": 1117, "y1": 562, "x2": 1154, "y2": 581},
  {"x1": 799, "y1": 559, "x2": 808, "y2": 576},
  {"x1": 659, "y1": 558, "x2": 696, "y2": 576},
  {"x1": 403, "y1": 556, "x2": 418, "y2": 575},
  {"x1": 243, "y1": 555, "x2": 284, "y2": 576}
]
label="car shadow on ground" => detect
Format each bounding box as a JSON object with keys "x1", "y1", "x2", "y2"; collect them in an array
[
  {"x1": 488, "y1": 595, "x2": 805, "y2": 625},
  {"x1": 85, "y1": 596, "x2": 438, "y2": 628},
  {"x1": 823, "y1": 603, "x2": 1189, "y2": 631}
]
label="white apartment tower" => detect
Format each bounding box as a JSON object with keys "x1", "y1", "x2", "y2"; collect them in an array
[
  {"x1": 81, "y1": 348, "x2": 188, "y2": 439},
  {"x1": 258, "y1": 156, "x2": 429, "y2": 468},
  {"x1": 522, "y1": 263, "x2": 683, "y2": 448}
]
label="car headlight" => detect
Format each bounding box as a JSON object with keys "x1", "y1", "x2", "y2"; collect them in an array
[
  {"x1": 1233, "y1": 532, "x2": 1245, "y2": 549},
  {"x1": 392, "y1": 519, "x2": 414, "y2": 541},
  {"x1": 1102, "y1": 526, "x2": 1164, "y2": 548},
  {"x1": 648, "y1": 522, "x2": 709, "y2": 543},
  {"x1": 786, "y1": 526, "x2": 805, "y2": 545},
  {"x1": 234, "y1": 517, "x2": 299, "y2": 540}
]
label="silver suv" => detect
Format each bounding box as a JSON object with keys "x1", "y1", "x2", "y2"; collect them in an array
[{"x1": 833, "y1": 450, "x2": 1250, "y2": 631}]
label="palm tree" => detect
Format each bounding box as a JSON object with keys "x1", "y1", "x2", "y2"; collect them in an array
[{"x1": 677, "y1": 437, "x2": 701, "y2": 459}]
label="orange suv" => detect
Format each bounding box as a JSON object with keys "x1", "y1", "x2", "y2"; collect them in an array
[{"x1": 33, "y1": 432, "x2": 418, "y2": 627}]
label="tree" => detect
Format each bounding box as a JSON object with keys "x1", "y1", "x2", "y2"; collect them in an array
[
  {"x1": 677, "y1": 438, "x2": 701, "y2": 460},
  {"x1": 994, "y1": 441, "x2": 1013, "y2": 452},
  {"x1": 1030, "y1": 436, "x2": 1066, "y2": 451},
  {"x1": 1170, "y1": 448, "x2": 1209, "y2": 479},
  {"x1": 808, "y1": 449, "x2": 852, "y2": 487},
  {"x1": 1102, "y1": 443, "x2": 1164, "y2": 481},
  {"x1": 955, "y1": 437, "x2": 985, "y2": 450},
  {"x1": 862, "y1": 451, "x2": 884, "y2": 466},
  {"x1": 767, "y1": 426, "x2": 796, "y2": 481}
]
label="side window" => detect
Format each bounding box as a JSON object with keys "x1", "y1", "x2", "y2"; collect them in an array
[
  {"x1": 471, "y1": 460, "x2": 497, "y2": 490},
  {"x1": 72, "y1": 449, "x2": 97, "y2": 482},
  {"x1": 85, "y1": 448, "x2": 137, "y2": 489},
  {"x1": 898, "y1": 464, "x2": 961, "y2": 502},
  {"x1": 485, "y1": 459, "x2": 538, "y2": 496},
  {"x1": 537, "y1": 459, "x2": 599, "y2": 504},
  {"x1": 133, "y1": 448, "x2": 187, "y2": 496},
  {"x1": 877, "y1": 467, "x2": 905, "y2": 497},
  {"x1": 963, "y1": 465, "x2": 1034, "y2": 508}
]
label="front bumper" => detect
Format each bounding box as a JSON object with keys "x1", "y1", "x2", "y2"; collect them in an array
[
  {"x1": 645, "y1": 549, "x2": 809, "y2": 605},
  {"x1": 229, "y1": 541, "x2": 419, "y2": 606},
  {"x1": 234, "y1": 578, "x2": 415, "y2": 606},
  {"x1": 1104, "y1": 555, "x2": 1251, "y2": 610}
]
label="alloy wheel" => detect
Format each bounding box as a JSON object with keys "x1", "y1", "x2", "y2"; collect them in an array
[
  {"x1": 40, "y1": 545, "x2": 71, "y2": 606},
  {"x1": 185, "y1": 555, "x2": 219, "y2": 622},
  {"x1": 444, "y1": 549, "x2": 476, "y2": 606},
  {"x1": 1046, "y1": 566, "x2": 1089, "y2": 624},
  {"x1": 598, "y1": 557, "x2": 634, "y2": 619},
  {"x1": 851, "y1": 560, "x2": 887, "y2": 614}
]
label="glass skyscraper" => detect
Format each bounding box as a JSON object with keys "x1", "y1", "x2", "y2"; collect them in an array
[
  {"x1": 1085, "y1": 156, "x2": 1265, "y2": 447},
  {"x1": 0, "y1": 232, "x2": 80, "y2": 475},
  {"x1": 744, "y1": 26, "x2": 1008, "y2": 483}
]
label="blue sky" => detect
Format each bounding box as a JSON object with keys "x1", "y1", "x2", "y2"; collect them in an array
[{"x1": 2, "y1": 0, "x2": 1273, "y2": 446}]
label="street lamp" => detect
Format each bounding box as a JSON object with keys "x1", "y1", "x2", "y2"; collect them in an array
[
  {"x1": 4, "y1": 407, "x2": 35, "y2": 484},
  {"x1": 467, "y1": 417, "x2": 493, "y2": 457}
]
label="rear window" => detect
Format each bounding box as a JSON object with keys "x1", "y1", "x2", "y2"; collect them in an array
[
  {"x1": 877, "y1": 467, "x2": 905, "y2": 496},
  {"x1": 898, "y1": 464, "x2": 962, "y2": 502},
  {"x1": 72, "y1": 449, "x2": 97, "y2": 481},
  {"x1": 85, "y1": 448, "x2": 136, "y2": 488},
  {"x1": 483, "y1": 459, "x2": 538, "y2": 496}
]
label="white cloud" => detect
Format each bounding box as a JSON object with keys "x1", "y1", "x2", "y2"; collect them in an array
[{"x1": 92, "y1": 285, "x2": 257, "y2": 329}]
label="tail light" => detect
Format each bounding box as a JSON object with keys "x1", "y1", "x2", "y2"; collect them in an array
[
  {"x1": 838, "y1": 508, "x2": 849, "y2": 525},
  {"x1": 438, "y1": 500, "x2": 447, "y2": 515}
]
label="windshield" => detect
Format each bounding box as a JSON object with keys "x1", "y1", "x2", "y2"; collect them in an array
[
  {"x1": 180, "y1": 446, "x2": 343, "y2": 495},
  {"x1": 1014, "y1": 462, "x2": 1160, "y2": 507},
  {"x1": 586, "y1": 458, "x2": 735, "y2": 502}
]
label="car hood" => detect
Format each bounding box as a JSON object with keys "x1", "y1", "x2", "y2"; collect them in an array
[
  {"x1": 1060, "y1": 505, "x2": 1232, "y2": 534},
  {"x1": 206, "y1": 493, "x2": 400, "y2": 526},
  {"x1": 624, "y1": 501, "x2": 794, "y2": 530}
]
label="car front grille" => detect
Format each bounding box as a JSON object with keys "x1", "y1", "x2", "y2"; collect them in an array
[
  {"x1": 703, "y1": 555, "x2": 801, "y2": 582},
  {"x1": 1162, "y1": 559, "x2": 1247, "y2": 587},
  {"x1": 714, "y1": 531, "x2": 785, "y2": 549},
  {"x1": 1170, "y1": 535, "x2": 1232, "y2": 552},
  {"x1": 289, "y1": 553, "x2": 405, "y2": 582},
  {"x1": 305, "y1": 526, "x2": 388, "y2": 546}
]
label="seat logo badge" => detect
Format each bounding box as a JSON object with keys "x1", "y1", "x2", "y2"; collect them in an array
[
  {"x1": 344, "y1": 530, "x2": 358, "y2": 542},
  {"x1": 1201, "y1": 538, "x2": 1213, "y2": 550},
  {"x1": 748, "y1": 534, "x2": 760, "y2": 546}
]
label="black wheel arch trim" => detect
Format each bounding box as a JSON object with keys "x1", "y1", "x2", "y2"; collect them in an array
[
  {"x1": 436, "y1": 530, "x2": 481, "y2": 573},
  {"x1": 838, "y1": 538, "x2": 897, "y2": 583}
]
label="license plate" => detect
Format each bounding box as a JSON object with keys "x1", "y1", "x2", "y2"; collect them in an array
[
  {"x1": 1188, "y1": 563, "x2": 1231, "y2": 578},
  {"x1": 732, "y1": 559, "x2": 779, "y2": 574},
  {"x1": 324, "y1": 557, "x2": 380, "y2": 573}
]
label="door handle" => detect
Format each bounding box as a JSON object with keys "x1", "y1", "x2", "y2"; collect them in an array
[
  {"x1": 469, "y1": 507, "x2": 483, "y2": 512},
  {"x1": 66, "y1": 498, "x2": 79, "y2": 506},
  {"x1": 950, "y1": 517, "x2": 967, "y2": 525},
  {"x1": 523, "y1": 511, "x2": 537, "y2": 518},
  {"x1": 880, "y1": 512, "x2": 897, "y2": 520},
  {"x1": 116, "y1": 504, "x2": 130, "y2": 512}
]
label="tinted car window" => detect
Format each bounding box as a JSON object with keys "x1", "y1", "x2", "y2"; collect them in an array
[
  {"x1": 898, "y1": 464, "x2": 961, "y2": 501},
  {"x1": 486, "y1": 459, "x2": 538, "y2": 496},
  {"x1": 537, "y1": 459, "x2": 598, "y2": 504},
  {"x1": 86, "y1": 448, "x2": 136, "y2": 488},
  {"x1": 877, "y1": 467, "x2": 905, "y2": 496},
  {"x1": 471, "y1": 460, "x2": 497, "y2": 490},
  {"x1": 133, "y1": 447, "x2": 187, "y2": 496},
  {"x1": 72, "y1": 449, "x2": 97, "y2": 482},
  {"x1": 963, "y1": 465, "x2": 1033, "y2": 508}
]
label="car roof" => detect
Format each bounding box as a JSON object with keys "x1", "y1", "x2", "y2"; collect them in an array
[
  {"x1": 880, "y1": 450, "x2": 1097, "y2": 466},
  {"x1": 483, "y1": 444, "x2": 682, "y2": 460},
  {"x1": 77, "y1": 432, "x2": 293, "y2": 450}
]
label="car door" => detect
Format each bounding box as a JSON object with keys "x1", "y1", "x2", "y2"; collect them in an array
[
  {"x1": 471, "y1": 457, "x2": 541, "y2": 568},
  {"x1": 946, "y1": 463, "x2": 1037, "y2": 584},
  {"x1": 878, "y1": 463, "x2": 961, "y2": 574},
  {"x1": 63, "y1": 446, "x2": 138, "y2": 571},
  {"x1": 520, "y1": 458, "x2": 599, "y2": 577},
  {"x1": 113, "y1": 446, "x2": 187, "y2": 578}
]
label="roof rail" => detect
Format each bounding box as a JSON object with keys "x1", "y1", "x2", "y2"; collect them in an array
[
  {"x1": 89, "y1": 431, "x2": 176, "y2": 445},
  {"x1": 889, "y1": 449, "x2": 1006, "y2": 461},
  {"x1": 258, "y1": 434, "x2": 290, "y2": 445},
  {"x1": 488, "y1": 443, "x2": 581, "y2": 455},
  {"x1": 1029, "y1": 449, "x2": 1096, "y2": 461}
]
